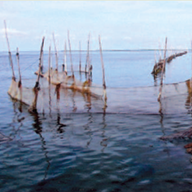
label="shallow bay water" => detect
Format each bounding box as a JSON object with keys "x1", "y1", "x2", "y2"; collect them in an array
[{"x1": 1, "y1": 50, "x2": 192, "y2": 191}]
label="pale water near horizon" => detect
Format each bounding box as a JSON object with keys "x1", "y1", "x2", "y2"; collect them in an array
[{"x1": 1, "y1": 50, "x2": 192, "y2": 192}]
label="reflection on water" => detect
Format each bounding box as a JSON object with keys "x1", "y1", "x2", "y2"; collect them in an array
[
  {"x1": 31, "y1": 112, "x2": 51, "y2": 180},
  {"x1": 1, "y1": 51, "x2": 192, "y2": 191},
  {"x1": 0, "y1": 99, "x2": 191, "y2": 192}
]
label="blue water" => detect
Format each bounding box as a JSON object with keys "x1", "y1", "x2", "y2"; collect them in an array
[{"x1": 1, "y1": 50, "x2": 192, "y2": 192}]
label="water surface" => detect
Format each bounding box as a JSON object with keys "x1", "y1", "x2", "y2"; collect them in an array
[{"x1": 1, "y1": 50, "x2": 192, "y2": 192}]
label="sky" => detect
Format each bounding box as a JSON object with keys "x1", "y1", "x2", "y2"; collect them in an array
[{"x1": 0, "y1": 1, "x2": 192, "y2": 51}]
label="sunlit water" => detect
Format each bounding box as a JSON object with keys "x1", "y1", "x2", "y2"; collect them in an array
[{"x1": 1, "y1": 50, "x2": 192, "y2": 192}]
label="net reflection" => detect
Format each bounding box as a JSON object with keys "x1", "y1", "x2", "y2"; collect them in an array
[
  {"x1": 100, "y1": 113, "x2": 108, "y2": 153},
  {"x1": 10, "y1": 101, "x2": 25, "y2": 141},
  {"x1": 30, "y1": 112, "x2": 51, "y2": 180},
  {"x1": 9, "y1": 76, "x2": 192, "y2": 187},
  {"x1": 10, "y1": 95, "x2": 111, "y2": 182}
]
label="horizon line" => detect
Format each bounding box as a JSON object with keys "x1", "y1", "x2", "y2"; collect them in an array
[{"x1": 0, "y1": 48, "x2": 189, "y2": 53}]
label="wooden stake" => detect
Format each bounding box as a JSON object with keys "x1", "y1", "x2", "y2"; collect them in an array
[
  {"x1": 35, "y1": 36, "x2": 45, "y2": 89},
  {"x1": 158, "y1": 37, "x2": 167, "y2": 102},
  {"x1": 99, "y1": 35, "x2": 107, "y2": 106},
  {"x1": 88, "y1": 33, "x2": 90, "y2": 75},
  {"x1": 16, "y1": 47, "x2": 22, "y2": 86},
  {"x1": 88, "y1": 33, "x2": 91, "y2": 80},
  {"x1": 29, "y1": 37, "x2": 45, "y2": 113},
  {"x1": 52, "y1": 33, "x2": 58, "y2": 71},
  {"x1": 64, "y1": 41, "x2": 67, "y2": 73},
  {"x1": 86, "y1": 34, "x2": 90, "y2": 74},
  {"x1": 55, "y1": 84, "x2": 61, "y2": 100},
  {"x1": 48, "y1": 45, "x2": 51, "y2": 84},
  {"x1": 67, "y1": 30, "x2": 74, "y2": 76},
  {"x1": 4, "y1": 20, "x2": 15, "y2": 80},
  {"x1": 48, "y1": 45, "x2": 52, "y2": 117},
  {"x1": 16, "y1": 47, "x2": 23, "y2": 112}
]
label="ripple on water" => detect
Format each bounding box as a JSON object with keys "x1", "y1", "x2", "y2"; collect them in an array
[{"x1": 1, "y1": 50, "x2": 192, "y2": 191}]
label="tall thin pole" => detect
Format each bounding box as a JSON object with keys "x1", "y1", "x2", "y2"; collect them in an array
[
  {"x1": 48, "y1": 45, "x2": 52, "y2": 116},
  {"x1": 158, "y1": 37, "x2": 167, "y2": 102},
  {"x1": 67, "y1": 30, "x2": 74, "y2": 76},
  {"x1": 29, "y1": 37, "x2": 45, "y2": 113},
  {"x1": 16, "y1": 47, "x2": 21, "y2": 86},
  {"x1": 88, "y1": 33, "x2": 91, "y2": 79},
  {"x1": 85, "y1": 34, "x2": 90, "y2": 73},
  {"x1": 4, "y1": 20, "x2": 15, "y2": 80},
  {"x1": 64, "y1": 41, "x2": 67, "y2": 73},
  {"x1": 35, "y1": 36, "x2": 45, "y2": 88},
  {"x1": 88, "y1": 33, "x2": 90, "y2": 73},
  {"x1": 99, "y1": 35, "x2": 107, "y2": 106},
  {"x1": 52, "y1": 33, "x2": 58, "y2": 71},
  {"x1": 15, "y1": 47, "x2": 23, "y2": 111},
  {"x1": 48, "y1": 45, "x2": 51, "y2": 84}
]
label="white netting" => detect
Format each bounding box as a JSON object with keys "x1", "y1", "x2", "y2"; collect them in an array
[{"x1": 8, "y1": 72, "x2": 192, "y2": 115}]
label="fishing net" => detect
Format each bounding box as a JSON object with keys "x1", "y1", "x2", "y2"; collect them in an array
[
  {"x1": 106, "y1": 79, "x2": 192, "y2": 115},
  {"x1": 8, "y1": 70, "x2": 192, "y2": 115},
  {"x1": 36, "y1": 69, "x2": 104, "y2": 99},
  {"x1": 40, "y1": 68, "x2": 67, "y2": 85},
  {"x1": 8, "y1": 78, "x2": 37, "y2": 108},
  {"x1": 7, "y1": 75, "x2": 105, "y2": 114}
]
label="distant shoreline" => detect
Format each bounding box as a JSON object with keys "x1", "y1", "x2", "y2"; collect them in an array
[{"x1": 0, "y1": 49, "x2": 190, "y2": 53}]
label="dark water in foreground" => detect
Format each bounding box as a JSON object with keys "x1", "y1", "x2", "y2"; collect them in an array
[{"x1": 1, "y1": 50, "x2": 192, "y2": 192}]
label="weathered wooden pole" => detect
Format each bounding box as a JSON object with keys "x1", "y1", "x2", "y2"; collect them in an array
[
  {"x1": 99, "y1": 35, "x2": 107, "y2": 107},
  {"x1": 4, "y1": 20, "x2": 15, "y2": 80},
  {"x1": 64, "y1": 41, "x2": 67, "y2": 73},
  {"x1": 35, "y1": 36, "x2": 45, "y2": 89},
  {"x1": 16, "y1": 47, "x2": 23, "y2": 111},
  {"x1": 67, "y1": 30, "x2": 74, "y2": 77},
  {"x1": 48, "y1": 45, "x2": 52, "y2": 116},
  {"x1": 158, "y1": 37, "x2": 167, "y2": 103},
  {"x1": 16, "y1": 47, "x2": 22, "y2": 86},
  {"x1": 48, "y1": 45, "x2": 51, "y2": 84},
  {"x1": 86, "y1": 34, "x2": 90, "y2": 73},
  {"x1": 29, "y1": 37, "x2": 45, "y2": 113},
  {"x1": 88, "y1": 33, "x2": 91, "y2": 76},
  {"x1": 88, "y1": 33, "x2": 92, "y2": 80},
  {"x1": 52, "y1": 33, "x2": 58, "y2": 71}
]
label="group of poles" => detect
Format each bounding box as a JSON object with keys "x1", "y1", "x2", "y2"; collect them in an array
[
  {"x1": 5, "y1": 19, "x2": 181, "y2": 115},
  {"x1": 155, "y1": 37, "x2": 191, "y2": 113},
  {"x1": 4, "y1": 20, "x2": 107, "y2": 113}
]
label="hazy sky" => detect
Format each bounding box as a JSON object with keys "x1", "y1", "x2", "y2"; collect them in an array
[{"x1": 0, "y1": 1, "x2": 192, "y2": 51}]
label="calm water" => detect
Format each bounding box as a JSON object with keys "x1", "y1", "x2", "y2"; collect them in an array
[{"x1": 1, "y1": 50, "x2": 192, "y2": 192}]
